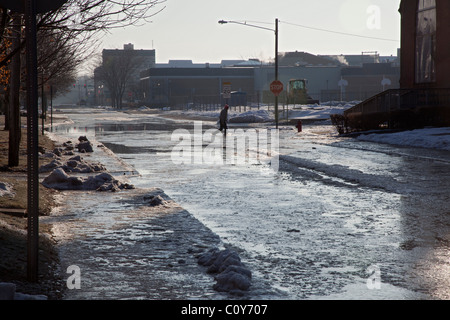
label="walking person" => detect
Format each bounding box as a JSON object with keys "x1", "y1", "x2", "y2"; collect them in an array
[{"x1": 219, "y1": 104, "x2": 229, "y2": 135}]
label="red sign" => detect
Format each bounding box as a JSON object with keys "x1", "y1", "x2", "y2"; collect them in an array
[{"x1": 270, "y1": 80, "x2": 284, "y2": 97}]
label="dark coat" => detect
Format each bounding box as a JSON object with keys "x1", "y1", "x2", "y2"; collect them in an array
[{"x1": 219, "y1": 108, "x2": 228, "y2": 125}]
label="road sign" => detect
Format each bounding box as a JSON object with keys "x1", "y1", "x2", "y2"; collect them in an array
[
  {"x1": 338, "y1": 78, "x2": 348, "y2": 88},
  {"x1": 270, "y1": 80, "x2": 284, "y2": 97},
  {"x1": 381, "y1": 77, "x2": 391, "y2": 86},
  {"x1": 0, "y1": 0, "x2": 68, "y2": 14},
  {"x1": 223, "y1": 82, "x2": 232, "y2": 99}
]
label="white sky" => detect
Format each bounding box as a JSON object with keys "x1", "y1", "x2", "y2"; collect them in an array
[{"x1": 100, "y1": 0, "x2": 401, "y2": 63}]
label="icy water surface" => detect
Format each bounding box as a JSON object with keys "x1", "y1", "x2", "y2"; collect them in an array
[{"x1": 52, "y1": 108, "x2": 450, "y2": 300}]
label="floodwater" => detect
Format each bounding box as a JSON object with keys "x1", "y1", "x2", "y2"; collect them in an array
[{"x1": 49, "y1": 107, "x2": 450, "y2": 300}]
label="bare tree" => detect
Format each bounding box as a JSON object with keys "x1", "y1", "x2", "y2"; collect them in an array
[
  {"x1": 95, "y1": 49, "x2": 145, "y2": 109},
  {"x1": 0, "y1": 0, "x2": 166, "y2": 166},
  {"x1": 8, "y1": 13, "x2": 20, "y2": 167},
  {"x1": 0, "y1": 0, "x2": 165, "y2": 68}
]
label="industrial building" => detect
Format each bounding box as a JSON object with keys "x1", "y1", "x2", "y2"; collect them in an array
[{"x1": 138, "y1": 51, "x2": 398, "y2": 109}]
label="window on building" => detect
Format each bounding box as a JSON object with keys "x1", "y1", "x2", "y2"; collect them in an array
[{"x1": 415, "y1": 0, "x2": 436, "y2": 83}]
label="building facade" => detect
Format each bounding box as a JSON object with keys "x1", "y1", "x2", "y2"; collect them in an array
[
  {"x1": 140, "y1": 65, "x2": 255, "y2": 108},
  {"x1": 95, "y1": 44, "x2": 156, "y2": 106},
  {"x1": 399, "y1": 0, "x2": 450, "y2": 89},
  {"x1": 343, "y1": 0, "x2": 450, "y2": 131}
]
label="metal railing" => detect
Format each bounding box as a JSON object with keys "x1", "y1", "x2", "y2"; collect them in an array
[{"x1": 344, "y1": 88, "x2": 450, "y2": 116}]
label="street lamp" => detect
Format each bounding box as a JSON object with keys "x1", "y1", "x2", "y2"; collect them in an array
[{"x1": 218, "y1": 19, "x2": 280, "y2": 128}]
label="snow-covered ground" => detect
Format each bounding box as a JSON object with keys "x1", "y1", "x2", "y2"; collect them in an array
[
  {"x1": 171, "y1": 101, "x2": 356, "y2": 123},
  {"x1": 356, "y1": 127, "x2": 450, "y2": 151},
  {"x1": 166, "y1": 102, "x2": 450, "y2": 152},
  {"x1": 287, "y1": 101, "x2": 359, "y2": 120}
]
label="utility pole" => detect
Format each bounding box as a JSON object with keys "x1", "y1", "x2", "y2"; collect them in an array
[
  {"x1": 275, "y1": 18, "x2": 279, "y2": 129},
  {"x1": 218, "y1": 18, "x2": 280, "y2": 128}
]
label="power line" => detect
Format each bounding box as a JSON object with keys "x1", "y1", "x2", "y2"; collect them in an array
[
  {"x1": 280, "y1": 20, "x2": 399, "y2": 42},
  {"x1": 227, "y1": 19, "x2": 399, "y2": 43}
]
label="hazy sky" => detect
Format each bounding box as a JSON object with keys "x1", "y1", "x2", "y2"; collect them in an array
[{"x1": 100, "y1": 0, "x2": 401, "y2": 63}]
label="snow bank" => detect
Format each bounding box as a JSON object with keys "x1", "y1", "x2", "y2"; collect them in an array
[
  {"x1": 42, "y1": 168, "x2": 134, "y2": 191},
  {"x1": 280, "y1": 154, "x2": 406, "y2": 193},
  {"x1": 198, "y1": 248, "x2": 252, "y2": 295},
  {"x1": 357, "y1": 127, "x2": 450, "y2": 151},
  {"x1": 40, "y1": 155, "x2": 106, "y2": 174},
  {"x1": 288, "y1": 101, "x2": 359, "y2": 120},
  {"x1": 0, "y1": 182, "x2": 15, "y2": 198},
  {"x1": 229, "y1": 110, "x2": 272, "y2": 123},
  {"x1": 0, "y1": 282, "x2": 47, "y2": 300},
  {"x1": 77, "y1": 136, "x2": 94, "y2": 153}
]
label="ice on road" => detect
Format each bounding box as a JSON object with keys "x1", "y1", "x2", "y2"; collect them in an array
[{"x1": 51, "y1": 108, "x2": 450, "y2": 300}]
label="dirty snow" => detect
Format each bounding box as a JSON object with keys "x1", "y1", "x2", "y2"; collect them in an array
[
  {"x1": 0, "y1": 182, "x2": 15, "y2": 198},
  {"x1": 171, "y1": 103, "x2": 450, "y2": 151},
  {"x1": 42, "y1": 167, "x2": 134, "y2": 191},
  {"x1": 173, "y1": 101, "x2": 357, "y2": 122},
  {"x1": 357, "y1": 127, "x2": 450, "y2": 151}
]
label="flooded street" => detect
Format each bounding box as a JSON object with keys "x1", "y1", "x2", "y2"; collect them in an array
[{"x1": 50, "y1": 107, "x2": 450, "y2": 300}]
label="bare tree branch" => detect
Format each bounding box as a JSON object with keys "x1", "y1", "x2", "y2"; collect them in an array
[{"x1": 0, "y1": 0, "x2": 166, "y2": 69}]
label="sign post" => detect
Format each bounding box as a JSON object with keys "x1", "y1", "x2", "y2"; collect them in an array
[
  {"x1": 222, "y1": 82, "x2": 231, "y2": 105},
  {"x1": 25, "y1": 0, "x2": 40, "y2": 283},
  {"x1": 338, "y1": 77, "x2": 348, "y2": 102}
]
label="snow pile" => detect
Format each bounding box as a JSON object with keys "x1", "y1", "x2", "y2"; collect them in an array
[
  {"x1": 0, "y1": 182, "x2": 15, "y2": 198},
  {"x1": 40, "y1": 135, "x2": 135, "y2": 192},
  {"x1": 357, "y1": 127, "x2": 450, "y2": 151},
  {"x1": 42, "y1": 145, "x2": 75, "y2": 158},
  {"x1": 42, "y1": 168, "x2": 134, "y2": 191},
  {"x1": 229, "y1": 110, "x2": 272, "y2": 123},
  {"x1": 0, "y1": 282, "x2": 47, "y2": 300},
  {"x1": 198, "y1": 248, "x2": 252, "y2": 295},
  {"x1": 77, "y1": 136, "x2": 94, "y2": 153},
  {"x1": 40, "y1": 155, "x2": 106, "y2": 174},
  {"x1": 288, "y1": 101, "x2": 358, "y2": 120},
  {"x1": 143, "y1": 190, "x2": 172, "y2": 207},
  {"x1": 184, "y1": 110, "x2": 222, "y2": 118},
  {"x1": 41, "y1": 137, "x2": 93, "y2": 158},
  {"x1": 280, "y1": 154, "x2": 406, "y2": 193}
]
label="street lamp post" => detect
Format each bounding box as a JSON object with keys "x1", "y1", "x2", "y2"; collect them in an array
[{"x1": 218, "y1": 18, "x2": 280, "y2": 128}]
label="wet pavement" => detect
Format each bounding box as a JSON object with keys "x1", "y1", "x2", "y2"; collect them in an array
[{"x1": 46, "y1": 107, "x2": 450, "y2": 300}]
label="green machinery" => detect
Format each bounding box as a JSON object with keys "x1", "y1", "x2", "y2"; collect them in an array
[{"x1": 286, "y1": 79, "x2": 319, "y2": 105}]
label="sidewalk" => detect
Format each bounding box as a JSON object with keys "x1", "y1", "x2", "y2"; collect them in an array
[
  {"x1": 41, "y1": 132, "x2": 231, "y2": 299},
  {"x1": 2, "y1": 111, "x2": 257, "y2": 300}
]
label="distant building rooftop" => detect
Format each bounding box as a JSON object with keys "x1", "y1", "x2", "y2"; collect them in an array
[
  {"x1": 278, "y1": 51, "x2": 339, "y2": 67},
  {"x1": 154, "y1": 59, "x2": 267, "y2": 68}
]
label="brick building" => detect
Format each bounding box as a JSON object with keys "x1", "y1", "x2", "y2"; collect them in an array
[{"x1": 344, "y1": 0, "x2": 450, "y2": 131}]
